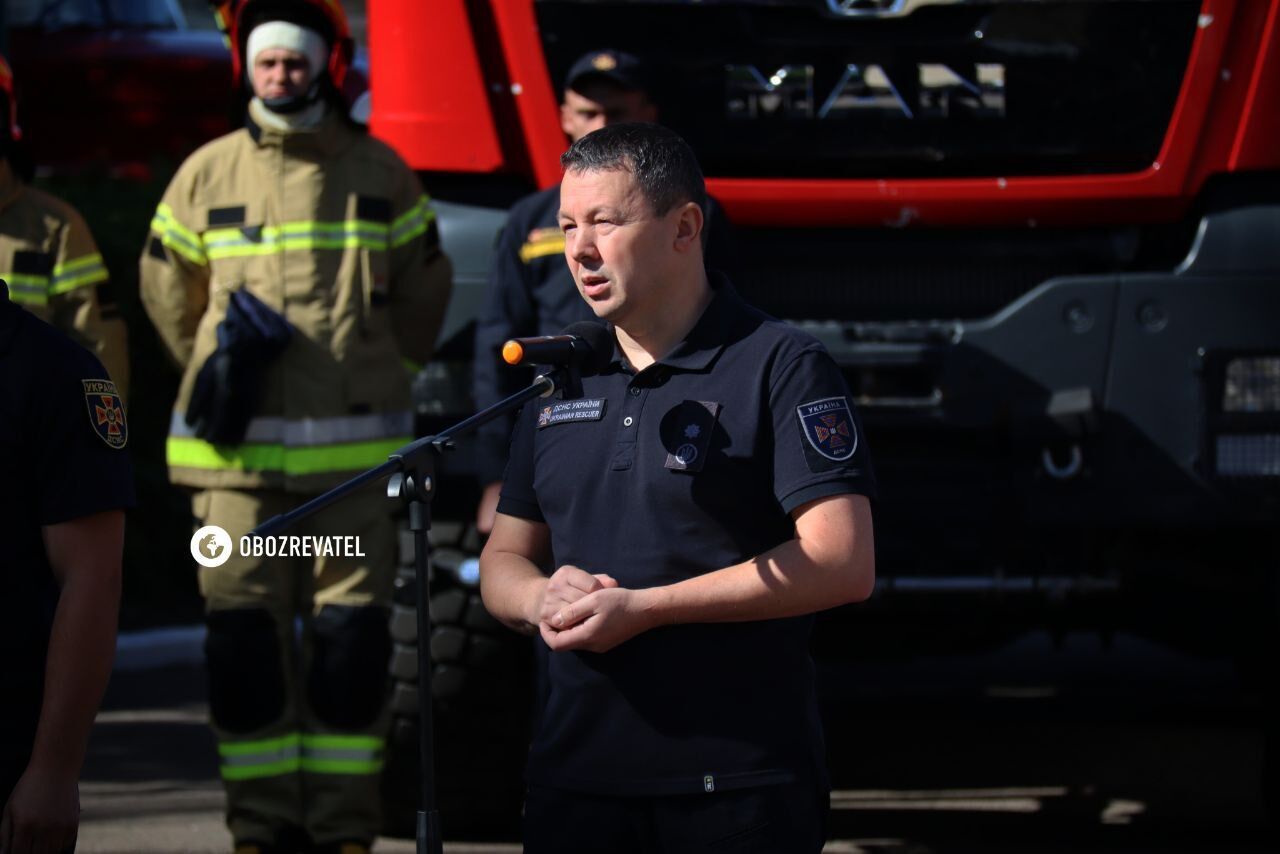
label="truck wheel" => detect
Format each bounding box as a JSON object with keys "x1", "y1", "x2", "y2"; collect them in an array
[
  {"x1": 381, "y1": 520, "x2": 531, "y2": 839},
  {"x1": 1265, "y1": 726, "x2": 1277, "y2": 830},
  {"x1": 1264, "y1": 568, "x2": 1279, "y2": 830}
]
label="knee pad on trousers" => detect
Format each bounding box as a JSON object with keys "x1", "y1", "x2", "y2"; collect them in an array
[
  {"x1": 206, "y1": 609, "x2": 286, "y2": 733},
  {"x1": 308, "y1": 605, "x2": 391, "y2": 729}
]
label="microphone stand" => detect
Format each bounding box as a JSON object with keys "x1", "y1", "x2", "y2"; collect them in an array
[{"x1": 252, "y1": 363, "x2": 580, "y2": 854}]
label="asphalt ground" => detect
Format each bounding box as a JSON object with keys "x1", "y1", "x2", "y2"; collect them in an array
[{"x1": 77, "y1": 630, "x2": 1275, "y2": 853}]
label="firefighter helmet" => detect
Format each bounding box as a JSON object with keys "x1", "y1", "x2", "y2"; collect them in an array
[
  {"x1": 211, "y1": 0, "x2": 354, "y2": 92},
  {"x1": 0, "y1": 53, "x2": 21, "y2": 142}
]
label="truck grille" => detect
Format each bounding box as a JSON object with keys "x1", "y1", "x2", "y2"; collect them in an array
[
  {"x1": 730, "y1": 225, "x2": 1153, "y2": 322},
  {"x1": 535, "y1": 0, "x2": 1200, "y2": 179}
]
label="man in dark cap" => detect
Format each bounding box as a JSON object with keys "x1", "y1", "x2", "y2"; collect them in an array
[{"x1": 558, "y1": 49, "x2": 658, "y2": 143}]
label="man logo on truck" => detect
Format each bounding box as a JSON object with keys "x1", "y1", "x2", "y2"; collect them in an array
[{"x1": 726, "y1": 62, "x2": 1005, "y2": 120}]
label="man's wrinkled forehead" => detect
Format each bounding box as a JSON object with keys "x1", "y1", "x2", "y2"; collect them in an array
[{"x1": 559, "y1": 164, "x2": 645, "y2": 217}]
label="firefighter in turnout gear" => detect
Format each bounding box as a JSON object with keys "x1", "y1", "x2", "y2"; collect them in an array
[
  {"x1": 139, "y1": 1, "x2": 452, "y2": 851},
  {"x1": 0, "y1": 54, "x2": 129, "y2": 400}
]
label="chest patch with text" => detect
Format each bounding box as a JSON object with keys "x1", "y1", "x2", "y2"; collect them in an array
[{"x1": 537, "y1": 398, "x2": 607, "y2": 428}]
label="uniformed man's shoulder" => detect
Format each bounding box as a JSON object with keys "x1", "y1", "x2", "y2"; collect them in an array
[
  {"x1": 729, "y1": 292, "x2": 830, "y2": 360},
  {"x1": 10, "y1": 307, "x2": 127, "y2": 440},
  {"x1": 11, "y1": 304, "x2": 106, "y2": 372},
  {"x1": 188, "y1": 127, "x2": 255, "y2": 165},
  {"x1": 156, "y1": 129, "x2": 262, "y2": 215},
  {"x1": 172, "y1": 128, "x2": 257, "y2": 182},
  {"x1": 507, "y1": 184, "x2": 561, "y2": 226},
  {"x1": 3, "y1": 306, "x2": 133, "y2": 496},
  {"x1": 8, "y1": 184, "x2": 90, "y2": 233},
  {"x1": 347, "y1": 130, "x2": 418, "y2": 177}
]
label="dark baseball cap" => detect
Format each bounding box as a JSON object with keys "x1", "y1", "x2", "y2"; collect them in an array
[{"x1": 565, "y1": 49, "x2": 650, "y2": 94}]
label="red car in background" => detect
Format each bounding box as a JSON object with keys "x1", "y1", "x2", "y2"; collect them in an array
[{"x1": 4, "y1": 0, "x2": 366, "y2": 180}]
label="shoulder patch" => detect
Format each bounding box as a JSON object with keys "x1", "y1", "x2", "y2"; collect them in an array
[
  {"x1": 519, "y1": 228, "x2": 566, "y2": 263},
  {"x1": 356, "y1": 195, "x2": 393, "y2": 223},
  {"x1": 83, "y1": 379, "x2": 127, "y2": 449},
  {"x1": 797, "y1": 396, "x2": 856, "y2": 462},
  {"x1": 147, "y1": 235, "x2": 169, "y2": 262},
  {"x1": 12, "y1": 250, "x2": 55, "y2": 276}
]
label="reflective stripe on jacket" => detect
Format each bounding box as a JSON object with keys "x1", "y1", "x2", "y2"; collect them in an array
[
  {"x1": 0, "y1": 163, "x2": 130, "y2": 399},
  {"x1": 139, "y1": 108, "x2": 453, "y2": 493}
]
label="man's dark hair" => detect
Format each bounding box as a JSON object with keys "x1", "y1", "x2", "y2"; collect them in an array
[{"x1": 561, "y1": 123, "x2": 707, "y2": 223}]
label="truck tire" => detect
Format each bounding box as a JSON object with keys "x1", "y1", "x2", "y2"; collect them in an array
[
  {"x1": 1263, "y1": 568, "x2": 1279, "y2": 831},
  {"x1": 381, "y1": 520, "x2": 531, "y2": 839}
]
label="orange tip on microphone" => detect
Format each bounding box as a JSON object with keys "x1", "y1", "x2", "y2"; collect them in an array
[{"x1": 502, "y1": 340, "x2": 525, "y2": 366}]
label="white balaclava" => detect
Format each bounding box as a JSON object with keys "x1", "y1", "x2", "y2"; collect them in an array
[{"x1": 246, "y1": 20, "x2": 328, "y2": 119}]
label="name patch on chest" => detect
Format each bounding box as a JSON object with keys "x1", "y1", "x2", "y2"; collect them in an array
[{"x1": 537, "y1": 398, "x2": 607, "y2": 428}]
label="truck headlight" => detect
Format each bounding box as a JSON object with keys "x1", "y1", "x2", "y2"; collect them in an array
[
  {"x1": 1223, "y1": 357, "x2": 1280, "y2": 413},
  {"x1": 1215, "y1": 434, "x2": 1280, "y2": 477}
]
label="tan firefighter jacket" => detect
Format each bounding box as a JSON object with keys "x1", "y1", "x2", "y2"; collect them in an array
[
  {"x1": 0, "y1": 162, "x2": 130, "y2": 399},
  {"x1": 140, "y1": 109, "x2": 453, "y2": 493}
]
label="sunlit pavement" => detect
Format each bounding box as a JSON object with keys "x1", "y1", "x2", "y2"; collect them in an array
[{"x1": 78, "y1": 631, "x2": 1274, "y2": 853}]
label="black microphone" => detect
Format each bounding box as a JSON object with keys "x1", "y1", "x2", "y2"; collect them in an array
[{"x1": 502, "y1": 321, "x2": 613, "y2": 377}]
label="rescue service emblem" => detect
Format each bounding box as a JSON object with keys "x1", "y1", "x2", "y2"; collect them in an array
[
  {"x1": 83, "y1": 379, "x2": 128, "y2": 449},
  {"x1": 797, "y1": 396, "x2": 856, "y2": 461},
  {"x1": 538, "y1": 398, "x2": 607, "y2": 428}
]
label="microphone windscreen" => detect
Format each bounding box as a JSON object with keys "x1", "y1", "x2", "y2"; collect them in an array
[
  {"x1": 501, "y1": 340, "x2": 524, "y2": 366},
  {"x1": 562, "y1": 321, "x2": 614, "y2": 377}
]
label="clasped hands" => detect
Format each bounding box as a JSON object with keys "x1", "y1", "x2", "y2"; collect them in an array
[{"x1": 536, "y1": 565, "x2": 658, "y2": 653}]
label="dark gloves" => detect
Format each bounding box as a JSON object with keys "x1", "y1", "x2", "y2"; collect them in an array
[{"x1": 185, "y1": 288, "x2": 292, "y2": 445}]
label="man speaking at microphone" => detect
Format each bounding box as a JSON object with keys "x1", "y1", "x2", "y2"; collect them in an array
[{"x1": 479, "y1": 123, "x2": 876, "y2": 852}]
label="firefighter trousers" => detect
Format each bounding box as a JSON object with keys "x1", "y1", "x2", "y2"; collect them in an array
[{"x1": 193, "y1": 487, "x2": 396, "y2": 848}]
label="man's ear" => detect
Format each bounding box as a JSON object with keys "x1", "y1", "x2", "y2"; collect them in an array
[{"x1": 673, "y1": 202, "x2": 704, "y2": 253}]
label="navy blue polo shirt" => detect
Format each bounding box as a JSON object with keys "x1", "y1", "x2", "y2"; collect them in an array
[
  {"x1": 498, "y1": 276, "x2": 875, "y2": 796},
  {"x1": 0, "y1": 282, "x2": 134, "y2": 770}
]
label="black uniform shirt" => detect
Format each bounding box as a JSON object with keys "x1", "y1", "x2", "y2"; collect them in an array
[
  {"x1": 498, "y1": 276, "x2": 875, "y2": 796},
  {"x1": 473, "y1": 185, "x2": 736, "y2": 483},
  {"x1": 0, "y1": 281, "x2": 134, "y2": 764}
]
